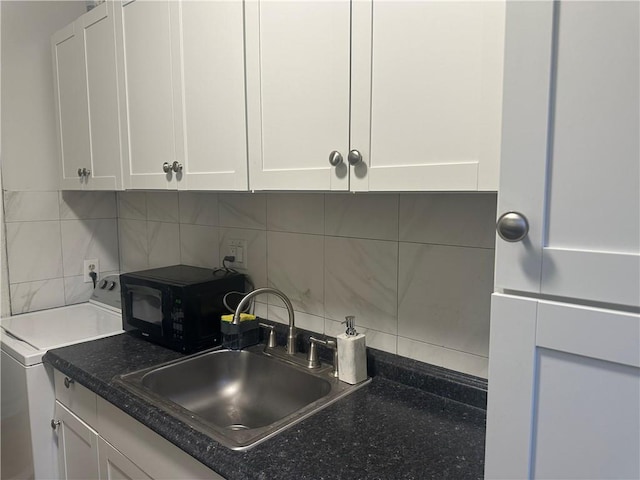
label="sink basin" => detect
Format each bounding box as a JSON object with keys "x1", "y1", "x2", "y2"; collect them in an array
[{"x1": 114, "y1": 345, "x2": 369, "y2": 450}]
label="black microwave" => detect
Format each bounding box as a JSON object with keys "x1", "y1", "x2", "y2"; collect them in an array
[{"x1": 120, "y1": 265, "x2": 246, "y2": 353}]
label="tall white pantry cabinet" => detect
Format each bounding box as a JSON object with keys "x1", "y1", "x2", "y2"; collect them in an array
[{"x1": 486, "y1": 2, "x2": 640, "y2": 480}]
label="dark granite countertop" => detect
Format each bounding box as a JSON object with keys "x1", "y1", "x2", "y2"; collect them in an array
[{"x1": 44, "y1": 332, "x2": 487, "y2": 480}]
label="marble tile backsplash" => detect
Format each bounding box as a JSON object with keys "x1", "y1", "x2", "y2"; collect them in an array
[
  {"x1": 3, "y1": 191, "x2": 120, "y2": 314},
  {"x1": 117, "y1": 191, "x2": 496, "y2": 378}
]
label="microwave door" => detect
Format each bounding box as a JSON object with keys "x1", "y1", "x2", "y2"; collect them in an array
[{"x1": 127, "y1": 285, "x2": 164, "y2": 336}]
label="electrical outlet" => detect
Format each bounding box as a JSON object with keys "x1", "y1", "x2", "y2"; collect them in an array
[
  {"x1": 84, "y1": 258, "x2": 99, "y2": 283},
  {"x1": 227, "y1": 239, "x2": 247, "y2": 269}
]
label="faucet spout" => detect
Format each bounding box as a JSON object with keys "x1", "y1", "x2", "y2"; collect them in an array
[{"x1": 234, "y1": 287, "x2": 297, "y2": 355}]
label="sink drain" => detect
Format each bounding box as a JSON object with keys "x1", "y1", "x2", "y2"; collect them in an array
[{"x1": 226, "y1": 424, "x2": 250, "y2": 431}]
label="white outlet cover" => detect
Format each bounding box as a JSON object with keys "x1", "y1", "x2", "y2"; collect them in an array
[
  {"x1": 227, "y1": 239, "x2": 247, "y2": 269},
  {"x1": 83, "y1": 258, "x2": 99, "y2": 283}
]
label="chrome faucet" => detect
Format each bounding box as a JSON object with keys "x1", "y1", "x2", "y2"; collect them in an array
[{"x1": 233, "y1": 288, "x2": 297, "y2": 354}]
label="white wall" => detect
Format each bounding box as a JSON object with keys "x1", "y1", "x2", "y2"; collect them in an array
[
  {"x1": 0, "y1": 5, "x2": 8, "y2": 317},
  {"x1": 1, "y1": 2, "x2": 120, "y2": 315},
  {"x1": 1, "y1": 172, "x2": 10, "y2": 317},
  {"x1": 1, "y1": 1, "x2": 86, "y2": 191}
]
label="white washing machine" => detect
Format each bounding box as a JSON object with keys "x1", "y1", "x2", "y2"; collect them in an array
[{"x1": 0, "y1": 274, "x2": 123, "y2": 480}]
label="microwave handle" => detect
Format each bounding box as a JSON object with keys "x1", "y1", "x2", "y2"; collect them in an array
[{"x1": 126, "y1": 284, "x2": 162, "y2": 299}]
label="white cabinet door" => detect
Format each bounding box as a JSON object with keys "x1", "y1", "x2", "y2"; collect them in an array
[
  {"x1": 246, "y1": 0, "x2": 351, "y2": 191},
  {"x1": 98, "y1": 436, "x2": 151, "y2": 480},
  {"x1": 494, "y1": 2, "x2": 640, "y2": 307},
  {"x1": 52, "y1": 22, "x2": 91, "y2": 190},
  {"x1": 55, "y1": 401, "x2": 99, "y2": 480},
  {"x1": 485, "y1": 294, "x2": 640, "y2": 480},
  {"x1": 350, "y1": 1, "x2": 505, "y2": 192},
  {"x1": 80, "y1": 2, "x2": 124, "y2": 190},
  {"x1": 117, "y1": 0, "x2": 248, "y2": 191},
  {"x1": 116, "y1": 0, "x2": 178, "y2": 189},
  {"x1": 177, "y1": 0, "x2": 248, "y2": 191}
]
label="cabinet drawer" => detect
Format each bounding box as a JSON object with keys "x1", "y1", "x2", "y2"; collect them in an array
[{"x1": 54, "y1": 369, "x2": 97, "y2": 428}]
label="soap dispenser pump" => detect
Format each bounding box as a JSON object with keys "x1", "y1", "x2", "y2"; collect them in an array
[{"x1": 337, "y1": 315, "x2": 367, "y2": 384}]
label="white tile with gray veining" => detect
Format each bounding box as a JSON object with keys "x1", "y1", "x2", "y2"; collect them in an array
[
  {"x1": 397, "y1": 336, "x2": 488, "y2": 379},
  {"x1": 117, "y1": 192, "x2": 146, "y2": 220},
  {"x1": 267, "y1": 231, "x2": 324, "y2": 317},
  {"x1": 219, "y1": 193, "x2": 266, "y2": 230},
  {"x1": 146, "y1": 192, "x2": 179, "y2": 223},
  {"x1": 148, "y1": 222, "x2": 181, "y2": 268},
  {"x1": 10, "y1": 278, "x2": 65, "y2": 314},
  {"x1": 118, "y1": 219, "x2": 148, "y2": 273},
  {"x1": 268, "y1": 304, "x2": 324, "y2": 334},
  {"x1": 325, "y1": 318, "x2": 397, "y2": 354},
  {"x1": 4, "y1": 191, "x2": 60, "y2": 222},
  {"x1": 60, "y1": 191, "x2": 117, "y2": 220},
  {"x1": 399, "y1": 193, "x2": 497, "y2": 248},
  {"x1": 63, "y1": 275, "x2": 94, "y2": 305},
  {"x1": 61, "y1": 219, "x2": 119, "y2": 277},
  {"x1": 178, "y1": 192, "x2": 218, "y2": 226},
  {"x1": 218, "y1": 227, "x2": 268, "y2": 289},
  {"x1": 324, "y1": 236, "x2": 398, "y2": 335},
  {"x1": 266, "y1": 193, "x2": 324, "y2": 235},
  {"x1": 325, "y1": 193, "x2": 399, "y2": 241},
  {"x1": 398, "y1": 242, "x2": 494, "y2": 357},
  {"x1": 180, "y1": 224, "x2": 220, "y2": 269},
  {"x1": 6, "y1": 221, "x2": 63, "y2": 283}
]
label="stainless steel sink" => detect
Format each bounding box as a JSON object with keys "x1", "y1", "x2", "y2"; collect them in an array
[{"x1": 114, "y1": 345, "x2": 369, "y2": 450}]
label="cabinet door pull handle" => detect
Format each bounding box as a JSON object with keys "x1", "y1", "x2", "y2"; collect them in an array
[
  {"x1": 51, "y1": 419, "x2": 61, "y2": 430},
  {"x1": 329, "y1": 151, "x2": 343, "y2": 167},
  {"x1": 348, "y1": 149, "x2": 363, "y2": 166},
  {"x1": 496, "y1": 211, "x2": 529, "y2": 242},
  {"x1": 162, "y1": 162, "x2": 172, "y2": 173},
  {"x1": 64, "y1": 377, "x2": 74, "y2": 388}
]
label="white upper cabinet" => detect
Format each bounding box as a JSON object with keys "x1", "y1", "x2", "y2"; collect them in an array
[
  {"x1": 247, "y1": 0, "x2": 505, "y2": 192},
  {"x1": 494, "y1": 1, "x2": 640, "y2": 307},
  {"x1": 352, "y1": 1, "x2": 505, "y2": 192},
  {"x1": 245, "y1": 0, "x2": 351, "y2": 191},
  {"x1": 52, "y1": 2, "x2": 124, "y2": 190},
  {"x1": 116, "y1": 0, "x2": 176, "y2": 190},
  {"x1": 116, "y1": 0, "x2": 248, "y2": 191},
  {"x1": 52, "y1": 23, "x2": 91, "y2": 190}
]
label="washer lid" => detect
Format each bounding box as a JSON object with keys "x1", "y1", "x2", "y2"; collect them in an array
[{"x1": 0, "y1": 303, "x2": 122, "y2": 351}]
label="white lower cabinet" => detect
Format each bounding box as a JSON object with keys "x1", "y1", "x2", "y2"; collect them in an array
[
  {"x1": 98, "y1": 437, "x2": 151, "y2": 480},
  {"x1": 55, "y1": 401, "x2": 99, "y2": 480},
  {"x1": 485, "y1": 294, "x2": 640, "y2": 479},
  {"x1": 53, "y1": 369, "x2": 222, "y2": 480}
]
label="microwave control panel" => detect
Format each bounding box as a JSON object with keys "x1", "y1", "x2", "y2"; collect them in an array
[{"x1": 171, "y1": 298, "x2": 184, "y2": 341}]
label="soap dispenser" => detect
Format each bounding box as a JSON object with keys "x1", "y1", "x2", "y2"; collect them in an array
[{"x1": 337, "y1": 315, "x2": 367, "y2": 384}]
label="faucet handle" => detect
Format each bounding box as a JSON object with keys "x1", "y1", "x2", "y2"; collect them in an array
[
  {"x1": 259, "y1": 323, "x2": 277, "y2": 348},
  {"x1": 308, "y1": 336, "x2": 338, "y2": 377}
]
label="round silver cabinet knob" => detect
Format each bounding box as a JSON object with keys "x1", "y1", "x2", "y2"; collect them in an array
[
  {"x1": 82, "y1": 168, "x2": 91, "y2": 177},
  {"x1": 348, "y1": 149, "x2": 363, "y2": 166},
  {"x1": 51, "y1": 419, "x2": 60, "y2": 430},
  {"x1": 77, "y1": 168, "x2": 83, "y2": 177},
  {"x1": 64, "y1": 377, "x2": 74, "y2": 388},
  {"x1": 329, "y1": 151, "x2": 343, "y2": 167},
  {"x1": 171, "y1": 161, "x2": 183, "y2": 173},
  {"x1": 496, "y1": 211, "x2": 529, "y2": 242},
  {"x1": 162, "y1": 162, "x2": 172, "y2": 173}
]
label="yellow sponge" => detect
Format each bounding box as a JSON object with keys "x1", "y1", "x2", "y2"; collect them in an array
[{"x1": 221, "y1": 313, "x2": 256, "y2": 323}]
